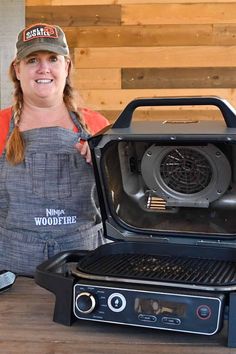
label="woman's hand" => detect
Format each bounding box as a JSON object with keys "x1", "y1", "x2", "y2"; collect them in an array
[{"x1": 75, "y1": 140, "x2": 92, "y2": 164}]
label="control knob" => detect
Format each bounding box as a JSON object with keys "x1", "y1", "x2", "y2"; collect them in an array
[{"x1": 75, "y1": 292, "x2": 96, "y2": 314}]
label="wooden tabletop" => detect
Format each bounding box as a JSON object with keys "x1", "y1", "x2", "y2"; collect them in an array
[{"x1": 0, "y1": 276, "x2": 235, "y2": 354}]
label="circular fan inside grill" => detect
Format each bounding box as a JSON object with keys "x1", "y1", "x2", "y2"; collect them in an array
[
  {"x1": 160, "y1": 147, "x2": 212, "y2": 194},
  {"x1": 141, "y1": 144, "x2": 231, "y2": 207}
]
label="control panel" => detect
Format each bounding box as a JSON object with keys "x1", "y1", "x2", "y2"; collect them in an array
[{"x1": 73, "y1": 283, "x2": 224, "y2": 335}]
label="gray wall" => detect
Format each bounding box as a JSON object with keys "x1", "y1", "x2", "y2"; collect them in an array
[{"x1": 0, "y1": 0, "x2": 25, "y2": 109}]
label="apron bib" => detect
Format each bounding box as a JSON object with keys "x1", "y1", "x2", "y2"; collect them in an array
[{"x1": 0, "y1": 112, "x2": 105, "y2": 275}]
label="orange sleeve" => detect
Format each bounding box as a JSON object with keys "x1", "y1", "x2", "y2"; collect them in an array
[
  {"x1": 0, "y1": 107, "x2": 12, "y2": 156},
  {"x1": 81, "y1": 108, "x2": 110, "y2": 135}
]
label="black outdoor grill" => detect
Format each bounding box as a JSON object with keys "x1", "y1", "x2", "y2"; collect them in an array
[
  {"x1": 35, "y1": 96, "x2": 236, "y2": 347},
  {"x1": 75, "y1": 245, "x2": 236, "y2": 290}
]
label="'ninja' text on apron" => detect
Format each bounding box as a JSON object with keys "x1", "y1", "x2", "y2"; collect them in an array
[{"x1": 34, "y1": 208, "x2": 77, "y2": 226}]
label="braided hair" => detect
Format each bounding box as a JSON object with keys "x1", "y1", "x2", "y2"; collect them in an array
[{"x1": 6, "y1": 56, "x2": 88, "y2": 165}]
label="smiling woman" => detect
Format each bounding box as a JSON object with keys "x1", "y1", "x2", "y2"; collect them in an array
[
  {"x1": 13, "y1": 52, "x2": 74, "y2": 131},
  {"x1": 0, "y1": 23, "x2": 109, "y2": 276},
  {"x1": 14, "y1": 52, "x2": 70, "y2": 118}
]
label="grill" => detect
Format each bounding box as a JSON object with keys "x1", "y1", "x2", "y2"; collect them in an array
[
  {"x1": 35, "y1": 96, "x2": 236, "y2": 347},
  {"x1": 77, "y1": 253, "x2": 236, "y2": 288},
  {"x1": 73, "y1": 240, "x2": 236, "y2": 291}
]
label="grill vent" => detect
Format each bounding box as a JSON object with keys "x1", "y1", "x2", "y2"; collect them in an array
[
  {"x1": 147, "y1": 195, "x2": 166, "y2": 210},
  {"x1": 160, "y1": 147, "x2": 212, "y2": 194},
  {"x1": 141, "y1": 144, "x2": 232, "y2": 207}
]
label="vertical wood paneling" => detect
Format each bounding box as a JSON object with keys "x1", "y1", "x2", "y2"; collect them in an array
[
  {"x1": 122, "y1": 4, "x2": 236, "y2": 25},
  {"x1": 0, "y1": 0, "x2": 25, "y2": 109},
  {"x1": 50, "y1": 0, "x2": 236, "y2": 4},
  {"x1": 74, "y1": 46, "x2": 236, "y2": 68},
  {"x1": 122, "y1": 68, "x2": 236, "y2": 89},
  {"x1": 26, "y1": 5, "x2": 121, "y2": 26},
  {"x1": 27, "y1": 0, "x2": 51, "y2": 5},
  {"x1": 78, "y1": 88, "x2": 236, "y2": 110},
  {"x1": 73, "y1": 68, "x2": 121, "y2": 89},
  {"x1": 25, "y1": 1, "x2": 236, "y2": 122},
  {"x1": 63, "y1": 25, "x2": 236, "y2": 48}
]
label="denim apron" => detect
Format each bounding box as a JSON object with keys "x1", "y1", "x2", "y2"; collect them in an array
[{"x1": 0, "y1": 112, "x2": 105, "y2": 276}]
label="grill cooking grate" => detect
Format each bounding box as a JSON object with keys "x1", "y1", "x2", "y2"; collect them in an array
[{"x1": 77, "y1": 253, "x2": 236, "y2": 286}]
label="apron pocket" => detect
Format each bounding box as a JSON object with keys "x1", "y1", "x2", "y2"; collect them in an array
[
  {"x1": 32, "y1": 153, "x2": 71, "y2": 200},
  {"x1": 0, "y1": 226, "x2": 46, "y2": 276}
]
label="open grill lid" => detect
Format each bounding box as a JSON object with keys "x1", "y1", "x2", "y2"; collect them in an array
[{"x1": 88, "y1": 96, "x2": 236, "y2": 246}]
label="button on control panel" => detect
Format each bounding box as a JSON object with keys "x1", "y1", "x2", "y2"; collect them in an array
[
  {"x1": 107, "y1": 293, "x2": 126, "y2": 312},
  {"x1": 162, "y1": 317, "x2": 181, "y2": 325},
  {"x1": 196, "y1": 305, "x2": 211, "y2": 320},
  {"x1": 138, "y1": 314, "x2": 157, "y2": 323},
  {"x1": 75, "y1": 292, "x2": 96, "y2": 314}
]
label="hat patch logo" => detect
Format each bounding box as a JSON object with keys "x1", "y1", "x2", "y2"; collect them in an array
[{"x1": 23, "y1": 25, "x2": 58, "y2": 42}]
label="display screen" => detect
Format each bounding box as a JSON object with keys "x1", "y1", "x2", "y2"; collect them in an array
[{"x1": 134, "y1": 297, "x2": 187, "y2": 317}]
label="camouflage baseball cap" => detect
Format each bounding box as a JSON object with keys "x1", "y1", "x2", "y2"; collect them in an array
[{"x1": 16, "y1": 23, "x2": 69, "y2": 60}]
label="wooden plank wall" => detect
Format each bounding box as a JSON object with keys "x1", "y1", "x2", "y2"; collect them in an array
[
  {"x1": 0, "y1": 0, "x2": 25, "y2": 109},
  {"x1": 25, "y1": 0, "x2": 236, "y2": 123}
]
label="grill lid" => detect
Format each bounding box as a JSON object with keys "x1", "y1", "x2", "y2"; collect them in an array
[{"x1": 89, "y1": 96, "x2": 236, "y2": 244}]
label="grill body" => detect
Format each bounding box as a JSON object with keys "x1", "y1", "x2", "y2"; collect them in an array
[{"x1": 35, "y1": 97, "x2": 236, "y2": 347}]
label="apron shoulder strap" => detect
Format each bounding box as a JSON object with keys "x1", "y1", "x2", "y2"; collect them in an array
[{"x1": 70, "y1": 111, "x2": 91, "y2": 140}]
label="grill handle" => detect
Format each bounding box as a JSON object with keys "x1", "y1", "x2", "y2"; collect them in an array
[
  {"x1": 35, "y1": 250, "x2": 89, "y2": 326},
  {"x1": 112, "y1": 96, "x2": 236, "y2": 129}
]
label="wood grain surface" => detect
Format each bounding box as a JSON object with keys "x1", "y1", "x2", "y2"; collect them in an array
[{"x1": 25, "y1": 1, "x2": 236, "y2": 123}]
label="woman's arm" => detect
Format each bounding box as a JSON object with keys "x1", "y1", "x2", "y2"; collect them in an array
[{"x1": 0, "y1": 107, "x2": 12, "y2": 156}]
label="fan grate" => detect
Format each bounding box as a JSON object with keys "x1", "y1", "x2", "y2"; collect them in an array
[{"x1": 160, "y1": 147, "x2": 212, "y2": 194}]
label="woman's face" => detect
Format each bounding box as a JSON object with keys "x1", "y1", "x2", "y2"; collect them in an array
[{"x1": 14, "y1": 51, "x2": 70, "y2": 106}]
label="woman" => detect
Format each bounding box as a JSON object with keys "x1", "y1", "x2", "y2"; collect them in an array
[{"x1": 0, "y1": 23, "x2": 109, "y2": 276}]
